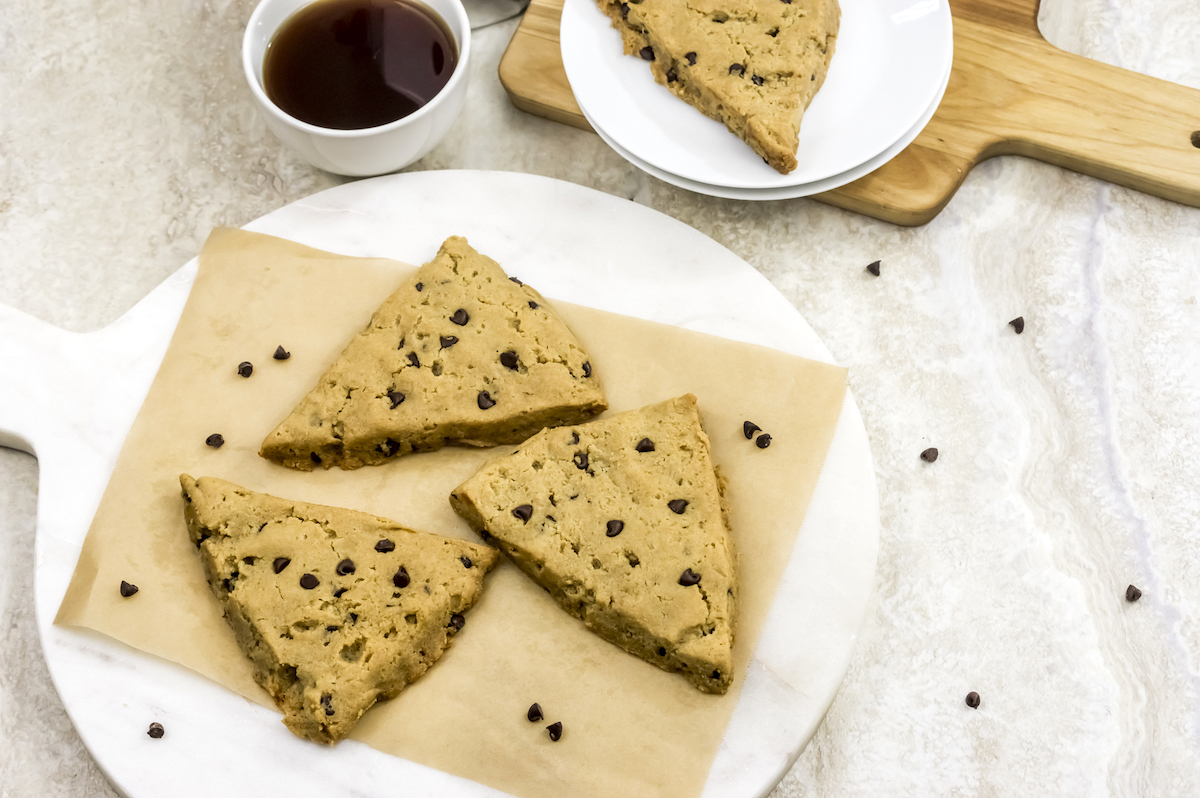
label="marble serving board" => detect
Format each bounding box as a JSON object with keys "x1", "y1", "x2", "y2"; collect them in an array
[{"x1": 0, "y1": 171, "x2": 879, "y2": 798}]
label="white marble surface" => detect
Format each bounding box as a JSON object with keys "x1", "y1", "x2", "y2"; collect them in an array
[{"x1": 1, "y1": 0, "x2": 1199, "y2": 794}]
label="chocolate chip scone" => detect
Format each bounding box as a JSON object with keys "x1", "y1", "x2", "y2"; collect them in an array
[
  {"x1": 180, "y1": 475, "x2": 499, "y2": 744},
  {"x1": 260, "y1": 236, "x2": 607, "y2": 470},
  {"x1": 598, "y1": 0, "x2": 840, "y2": 174},
  {"x1": 450, "y1": 394, "x2": 737, "y2": 694}
]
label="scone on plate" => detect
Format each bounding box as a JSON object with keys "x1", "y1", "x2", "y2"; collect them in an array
[
  {"x1": 450, "y1": 394, "x2": 737, "y2": 694},
  {"x1": 260, "y1": 236, "x2": 607, "y2": 470},
  {"x1": 597, "y1": 0, "x2": 840, "y2": 174},
  {"x1": 180, "y1": 475, "x2": 499, "y2": 744}
]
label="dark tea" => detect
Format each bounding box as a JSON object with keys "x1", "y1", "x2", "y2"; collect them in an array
[{"x1": 263, "y1": 0, "x2": 458, "y2": 130}]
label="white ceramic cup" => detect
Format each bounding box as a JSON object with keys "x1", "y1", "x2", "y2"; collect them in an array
[{"x1": 242, "y1": 0, "x2": 471, "y2": 176}]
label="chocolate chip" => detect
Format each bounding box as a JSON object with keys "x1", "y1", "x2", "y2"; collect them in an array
[
  {"x1": 415, "y1": 282, "x2": 424, "y2": 291},
  {"x1": 636, "y1": 438, "x2": 655, "y2": 452},
  {"x1": 449, "y1": 613, "x2": 466, "y2": 631},
  {"x1": 310, "y1": 451, "x2": 322, "y2": 465},
  {"x1": 205, "y1": 433, "x2": 224, "y2": 448},
  {"x1": 322, "y1": 694, "x2": 334, "y2": 716},
  {"x1": 685, "y1": 52, "x2": 697, "y2": 65},
  {"x1": 440, "y1": 335, "x2": 458, "y2": 349},
  {"x1": 573, "y1": 452, "x2": 589, "y2": 470},
  {"x1": 620, "y1": 1, "x2": 629, "y2": 16},
  {"x1": 546, "y1": 721, "x2": 563, "y2": 741},
  {"x1": 668, "y1": 499, "x2": 688, "y2": 514},
  {"x1": 500, "y1": 351, "x2": 520, "y2": 370},
  {"x1": 450, "y1": 308, "x2": 470, "y2": 326},
  {"x1": 336, "y1": 559, "x2": 356, "y2": 576},
  {"x1": 920, "y1": 447, "x2": 939, "y2": 462},
  {"x1": 510, "y1": 276, "x2": 523, "y2": 286},
  {"x1": 119, "y1": 580, "x2": 139, "y2": 598},
  {"x1": 1009, "y1": 316, "x2": 1025, "y2": 334},
  {"x1": 640, "y1": 46, "x2": 654, "y2": 61},
  {"x1": 752, "y1": 74, "x2": 764, "y2": 86},
  {"x1": 300, "y1": 573, "x2": 319, "y2": 589},
  {"x1": 376, "y1": 539, "x2": 395, "y2": 553},
  {"x1": 743, "y1": 421, "x2": 761, "y2": 439},
  {"x1": 333, "y1": 588, "x2": 348, "y2": 598},
  {"x1": 582, "y1": 361, "x2": 592, "y2": 378},
  {"x1": 866, "y1": 260, "x2": 881, "y2": 276},
  {"x1": 388, "y1": 390, "x2": 406, "y2": 408},
  {"x1": 326, "y1": 625, "x2": 338, "y2": 632},
  {"x1": 606, "y1": 520, "x2": 624, "y2": 537},
  {"x1": 711, "y1": 670, "x2": 721, "y2": 679},
  {"x1": 768, "y1": 27, "x2": 778, "y2": 36},
  {"x1": 478, "y1": 391, "x2": 496, "y2": 410},
  {"x1": 222, "y1": 577, "x2": 236, "y2": 592},
  {"x1": 407, "y1": 352, "x2": 420, "y2": 367},
  {"x1": 529, "y1": 301, "x2": 539, "y2": 309},
  {"x1": 756, "y1": 434, "x2": 772, "y2": 449},
  {"x1": 237, "y1": 361, "x2": 253, "y2": 378},
  {"x1": 243, "y1": 556, "x2": 257, "y2": 565},
  {"x1": 666, "y1": 69, "x2": 678, "y2": 83},
  {"x1": 729, "y1": 64, "x2": 745, "y2": 76},
  {"x1": 393, "y1": 567, "x2": 410, "y2": 588},
  {"x1": 273, "y1": 557, "x2": 290, "y2": 573},
  {"x1": 147, "y1": 722, "x2": 165, "y2": 739},
  {"x1": 460, "y1": 556, "x2": 473, "y2": 569},
  {"x1": 571, "y1": 432, "x2": 580, "y2": 444},
  {"x1": 513, "y1": 504, "x2": 533, "y2": 523},
  {"x1": 679, "y1": 568, "x2": 701, "y2": 586},
  {"x1": 1126, "y1": 584, "x2": 1142, "y2": 602},
  {"x1": 965, "y1": 691, "x2": 980, "y2": 709},
  {"x1": 657, "y1": 647, "x2": 666, "y2": 656},
  {"x1": 527, "y1": 703, "x2": 544, "y2": 722},
  {"x1": 377, "y1": 438, "x2": 400, "y2": 457},
  {"x1": 273, "y1": 345, "x2": 291, "y2": 360}
]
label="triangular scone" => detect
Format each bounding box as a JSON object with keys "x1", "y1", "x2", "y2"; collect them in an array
[
  {"x1": 180, "y1": 475, "x2": 499, "y2": 744},
  {"x1": 260, "y1": 236, "x2": 607, "y2": 470},
  {"x1": 597, "y1": 0, "x2": 840, "y2": 174},
  {"x1": 450, "y1": 394, "x2": 737, "y2": 694}
]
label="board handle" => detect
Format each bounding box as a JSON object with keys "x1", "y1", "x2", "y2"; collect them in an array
[{"x1": 0, "y1": 304, "x2": 77, "y2": 455}]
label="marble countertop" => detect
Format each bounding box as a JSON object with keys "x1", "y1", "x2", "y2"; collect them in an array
[{"x1": 2, "y1": 0, "x2": 1199, "y2": 794}]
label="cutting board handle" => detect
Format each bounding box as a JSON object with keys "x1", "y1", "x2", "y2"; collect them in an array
[{"x1": 0, "y1": 304, "x2": 76, "y2": 455}]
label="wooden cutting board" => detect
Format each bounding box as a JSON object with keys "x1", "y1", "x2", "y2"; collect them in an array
[{"x1": 498, "y1": 0, "x2": 1200, "y2": 225}]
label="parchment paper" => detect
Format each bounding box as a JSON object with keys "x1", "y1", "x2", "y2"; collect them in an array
[{"x1": 56, "y1": 228, "x2": 847, "y2": 798}]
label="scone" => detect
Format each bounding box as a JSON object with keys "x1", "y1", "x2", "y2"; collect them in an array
[
  {"x1": 450, "y1": 394, "x2": 736, "y2": 694},
  {"x1": 597, "y1": 0, "x2": 840, "y2": 174},
  {"x1": 180, "y1": 475, "x2": 499, "y2": 744},
  {"x1": 260, "y1": 236, "x2": 607, "y2": 470}
]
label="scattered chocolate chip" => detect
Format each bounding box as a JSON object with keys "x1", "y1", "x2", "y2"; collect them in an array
[
  {"x1": 920, "y1": 447, "x2": 939, "y2": 462},
  {"x1": 546, "y1": 721, "x2": 563, "y2": 742},
  {"x1": 388, "y1": 390, "x2": 406, "y2": 408},
  {"x1": 500, "y1": 351, "x2": 520, "y2": 370},
  {"x1": 407, "y1": 352, "x2": 420, "y2": 367},
  {"x1": 668, "y1": 499, "x2": 688, "y2": 514},
  {"x1": 657, "y1": 647, "x2": 666, "y2": 656},
  {"x1": 1009, "y1": 316, "x2": 1025, "y2": 334},
  {"x1": 571, "y1": 432, "x2": 580, "y2": 445},
  {"x1": 393, "y1": 567, "x2": 410, "y2": 588},
  {"x1": 451, "y1": 309, "x2": 470, "y2": 326},
  {"x1": 679, "y1": 569, "x2": 701, "y2": 586},
  {"x1": 378, "y1": 438, "x2": 400, "y2": 457},
  {"x1": 460, "y1": 556, "x2": 473, "y2": 569},
  {"x1": 965, "y1": 691, "x2": 980, "y2": 709},
  {"x1": 685, "y1": 51, "x2": 697, "y2": 65},
  {"x1": 729, "y1": 63, "x2": 745, "y2": 76},
  {"x1": 620, "y1": 2, "x2": 629, "y2": 16},
  {"x1": 752, "y1": 74, "x2": 764, "y2": 86},
  {"x1": 322, "y1": 693, "x2": 334, "y2": 716},
  {"x1": 866, "y1": 260, "x2": 881, "y2": 276},
  {"x1": 273, "y1": 345, "x2": 291, "y2": 360},
  {"x1": 768, "y1": 27, "x2": 778, "y2": 36},
  {"x1": 336, "y1": 559, "x2": 356, "y2": 576},
  {"x1": 606, "y1": 520, "x2": 624, "y2": 537},
  {"x1": 513, "y1": 504, "x2": 533, "y2": 523},
  {"x1": 756, "y1": 434, "x2": 772, "y2": 449},
  {"x1": 273, "y1": 557, "x2": 291, "y2": 573},
  {"x1": 147, "y1": 722, "x2": 165, "y2": 739},
  {"x1": 1190, "y1": 130, "x2": 1200, "y2": 148},
  {"x1": 243, "y1": 556, "x2": 257, "y2": 565},
  {"x1": 478, "y1": 391, "x2": 496, "y2": 410},
  {"x1": 222, "y1": 577, "x2": 236, "y2": 592},
  {"x1": 636, "y1": 438, "x2": 655, "y2": 452},
  {"x1": 666, "y1": 68, "x2": 678, "y2": 83},
  {"x1": 640, "y1": 46, "x2": 655, "y2": 61},
  {"x1": 205, "y1": 433, "x2": 224, "y2": 448},
  {"x1": 449, "y1": 613, "x2": 466, "y2": 631},
  {"x1": 119, "y1": 580, "x2": 139, "y2": 598},
  {"x1": 510, "y1": 276, "x2": 523, "y2": 286},
  {"x1": 743, "y1": 421, "x2": 761, "y2": 439},
  {"x1": 415, "y1": 282, "x2": 424, "y2": 291},
  {"x1": 326, "y1": 625, "x2": 338, "y2": 632},
  {"x1": 310, "y1": 451, "x2": 322, "y2": 465},
  {"x1": 376, "y1": 539, "x2": 395, "y2": 553},
  {"x1": 333, "y1": 588, "x2": 348, "y2": 598},
  {"x1": 711, "y1": 670, "x2": 721, "y2": 680},
  {"x1": 440, "y1": 335, "x2": 458, "y2": 349},
  {"x1": 1126, "y1": 584, "x2": 1142, "y2": 602},
  {"x1": 573, "y1": 452, "x2": 589, "y2": 470},
  {"x1": 300, "y1": 573, "x2": 319, "y2": 589},
  {"x1": 237, "y1": 361, "x2": 253, "y2": 378},
  {"x1": 528, "y1": 301, "x2": 539, "y2": 309},
  {"x1": 527, "y1": 703, "x2": 544, "y2": 722},
  {"x1": 582, "y1": 361, "x2": 592, "y2": 377}
]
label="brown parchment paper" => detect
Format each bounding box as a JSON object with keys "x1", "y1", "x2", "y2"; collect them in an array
[{"x1": 56, "y1": 228, "x2": 847, "y2": 798}]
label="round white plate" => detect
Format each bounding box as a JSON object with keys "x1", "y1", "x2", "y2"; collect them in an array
[
  {"x1": 562, "y1": 0, "x2": 954, "y2": 189},
  {"x1": 1, "y1": 171, "x2": 879, "y2": 798},
  {"x1": 585, "y1": 53, "x2": 951, "y2": 200}
]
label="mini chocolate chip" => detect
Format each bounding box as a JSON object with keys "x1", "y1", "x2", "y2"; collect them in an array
[
  {"x1": 513, "y1": 504, "x2": 533, "y2": 523},
  {"x1": 657, "y1": 646, "x2": 666, "y2": 656},
  {"x1": 388, "y1": 390, "x2": 406, "y2": 408},
  {"x1": 756, "y1": 434, "x2": 772, "y2": 449},
  {"x1": 119, "y1": 580, "x2": 139, "y2": 598},
  {"x1": 147, "y1": 722, "x2": 165, "y2": 739},
  {"x1": 237, "y1": 361, "x2": 253, "y2": 378},
  {"x1": 1191, "y1": 131, "x2": 1200, "y2": 148},
  {"x1": 527, "y1": 703, "x2": 544, "y2": 722},
  {"x1": 451, "y1": 308, "x2": 470, "y2": 325},
  {"x1": 326, "y1": 625, "x2": 338, "y2": 632},
  {"x1": 478, "y1": 391, "x2": 496, "y2": 409},
  {"x1": 752, "y1": 74, "x2": 764, "y2": 86},
  {"x1": 273, "y1": 345, "x2": 291, "y2": 360},
  {"x1": 378, "y1": 438, "x2": 401, "y2": 457},
  {"x1": 222, "y1": 577, "x2": 236, "y2": 592},
  {"x1": 729, "y1": 64, "x2": 745, "y2": 76},
  {"x1": 500, "y1": 351, "x2": 520, "y2": 370},
  {"x1": 685, "y1": 52, "x2": 697, "y2": 65},
  {"x1": 322, "y1": 694, "x2": 334, "y2": 716},
  {"x1": 300, "y1": 573, "x2": 319, "y2": 589},
  {"x1": 336, "y1": 559, "x2": 356, "y2": 576},
  {"x1": 205, "y1": 433, "x2": 224, "y2": 448},
  {"x1": 376, "y1": 539, "x2": 395, "y2": 553},
  {"x1": 640, "y1": 46, "x2": 654, "y2": 61},
  {"x1": 582, "y1": 361, "x2": 592, "y2": 377},
  {"x1": 393, "y1": 567, "x2": 410, "y2": 588},
  {"x1": 606, "y1": 520, "x2": 624, "y2": 537},
  {"x1": 573, "y1": 452, "x2": 589, "y2": 470},
  {"x1": 407, "y1": 352, "x2": 420, "y2": 367},
  {"x1": 415, "y1": 282, "x2": 424, "y2": 291},
  {"x1": 243, "y1": 556, "x2": 257, "y2": 565},
  {"x1": 711, "y1": 670, "x2": 721, "y2": 679},
  {"x1": 811, "y1": 74, "x2": 816, "y2": 81},
  {"x1": 547, "y1": 721, "x2": 563, "y2": 741},
  {"x1": 449, "y1": 613, "x2": 465, "y2": 631},
  {"x1": 1009, "y1": 316, "x2": 1025, "y2": 334},
  {"x1": 440, "y1": 335, "x2": 458, "y2": 349},
  {"x1": 768, "y1": 27, "x2": 778, "y2": 36},
  {"x1": 920, "y1": 447, "x2": 939, "y2": 462},
  {"x1": 636, "y1": 438, "x2": 655, "y2": 452},
  {"x1": 666, "y1": 68, "x2": 678, "y2": 83},
  {"x1": 620, "y1": 1, "x2": 629, "y2": 16},
  {"x1": 679, "y1": 569, "x2": 701, "y2": 586},
  {"x1": 273, "y1": 557, "x2": 290, "y2": 573},
  {"x1": 571, "y1": 431, "x2": 580, "y2": 444},
  {"x1": 866, "y1": 260, "x2": 881, "y2": 276},
  {"x1": 668, "y1": 499, "x2": 688, "y2": 514},
  {"x1": 350, "y1": 612, "x2": 358, "y2": 623},
  {"x1": 510, "y1": 276, "x2": 523, "y2": 286},
  {"x1": 310, "y1": 451, "x2": 322, "y2": 465},
  {"x1": 529, "y1": 301, "x2": 539, "y2": 309},
  {"x1": 1126, "y1": 584, "x2": 1142, "y2": 602},
  {"x1": 743, "y1": 421, "x2": 761, "y2": 439},
  {"x1": 965, "y1": 691, "x2": 980, "y2": 708},
  {"x1": 460, "y1": 556, "x2": 473, "y2": 569},
  {"x1": 333, "y1": 588, "x2": 348, "y2": 598}
]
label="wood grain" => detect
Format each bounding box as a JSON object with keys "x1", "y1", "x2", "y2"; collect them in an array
[{"x1": 498, "y1": 0, "x2": 1200, "y2": 225}]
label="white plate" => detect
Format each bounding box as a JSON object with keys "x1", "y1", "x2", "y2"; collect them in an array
[
  {"x1": 562, "y1": 0, "x2": 953, "y2": 189},
  {"x1": 0, "y1": 171, "x2": 879, "y2": 798},
  {"x1": 585, "y1": 54, "x2": 951, "y2": 200}
]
